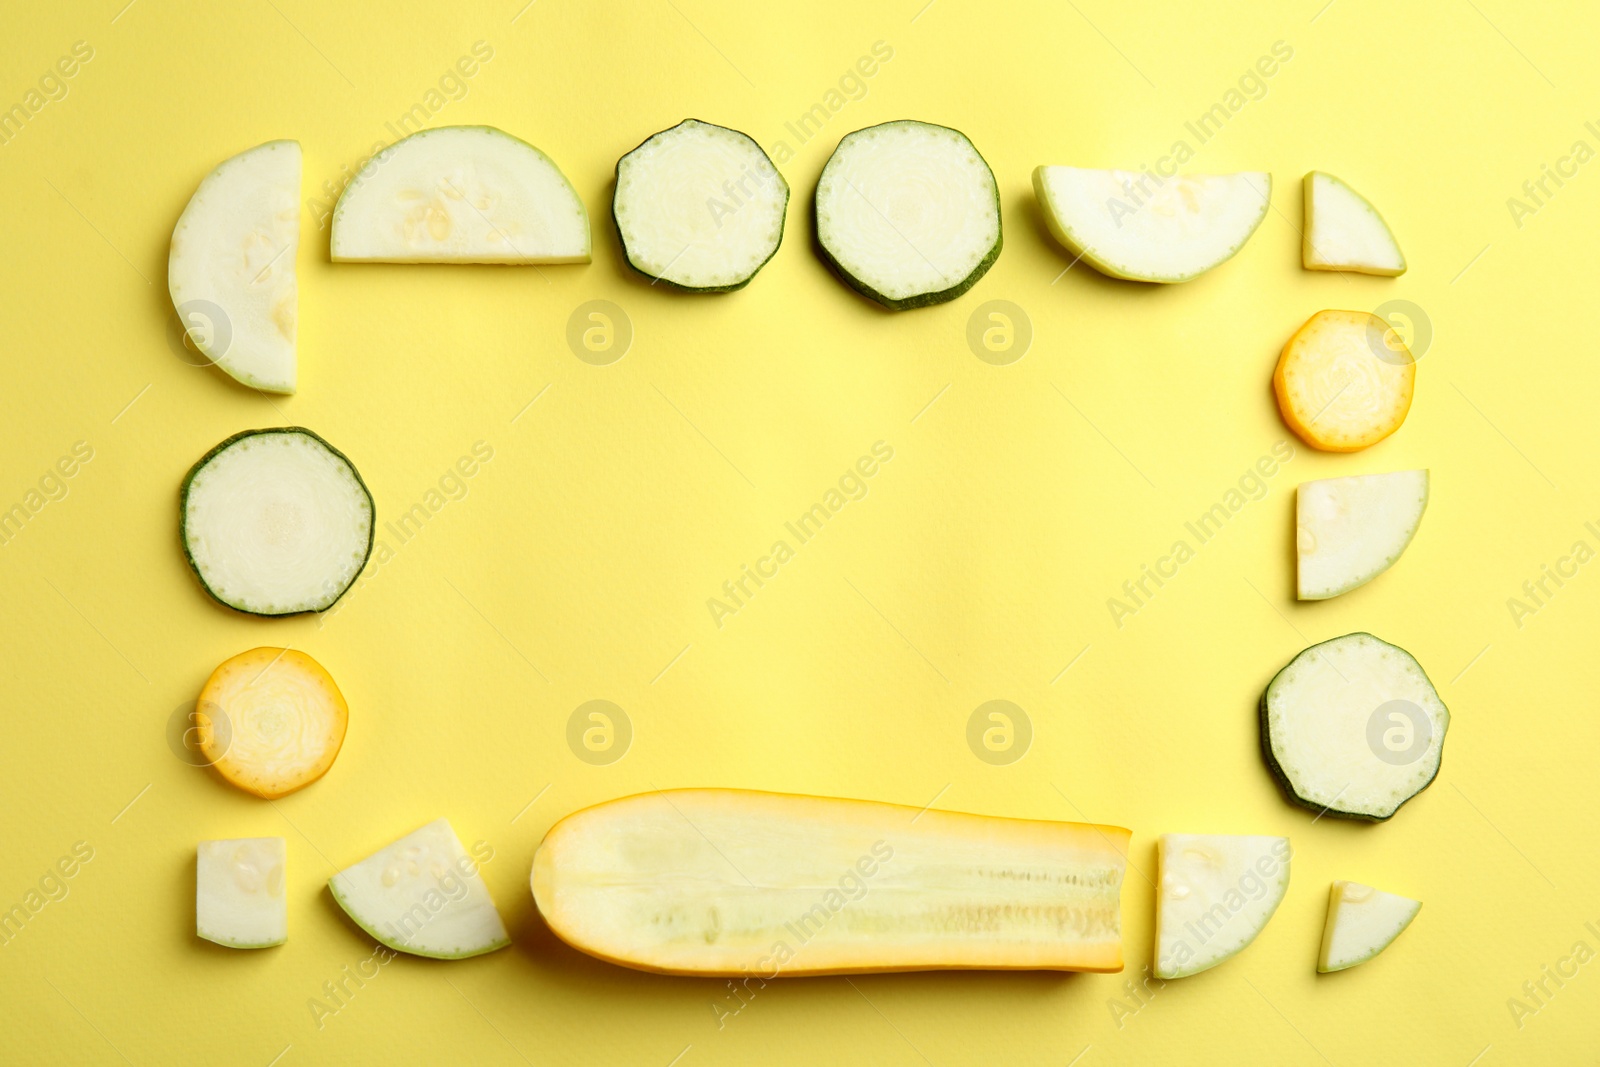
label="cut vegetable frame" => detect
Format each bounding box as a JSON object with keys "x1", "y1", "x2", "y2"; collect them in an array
[
  {"x1": 329, "y1": 819, "x2": 509, "y2": 960},
  {"x1": 331, "y1": 126, "x2": 590, "y2": 263},
  {"x1": 197, "y1": 837, "x2": 287, "y2": 949},
  {"x1": 180, "y1": 427, "x2": 375, "y2": 616},
  {"x1": 1261, "y1": 632, "x2": 1449, "y2": 821},
  {"x1": 1032, "y1": 166, "x2": 1270, "y2": 283},
  {"x1": 533, "y1": 789, "x2": 1131, "y2": 976},
  {"x1": 1297, "y1": 469, "x2": 1429, "y2": 599},
  {"x1": 1318, "y1": 880, "x2": 1421, "y2": 972},
  {"x1": 814, "y1": 120, "x2": 1002, "y2": 310},
  {"x1": 613, "y1": 119, "x2": 788, "y2": 292},
  {"x1": 168, "y1": 140, "x2": 300, "y2": 393},
  {"x1": 198, "y1": 647, "x2": 348, "y2": 799},
  {"x1": 1155, "y1": 834, "x2": 1291, "y2": 979},
  {"x1": 1303, "y1": 171, "x2": 1406, "y2": 275},
  {"x1": 1274, "y1": 309, "x2": 1415, "y2": 452}
]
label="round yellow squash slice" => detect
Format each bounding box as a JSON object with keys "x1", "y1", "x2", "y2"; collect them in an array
[
  {"x1": 1274, "y1": 309, "x2": 1415, "y2": 452},
  {"x1": 198, "y1": 647, "x2": 348, "y2": 799}
]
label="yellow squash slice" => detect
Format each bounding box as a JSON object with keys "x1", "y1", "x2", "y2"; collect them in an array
[
  {"x1": 532, "y1": 789, "x2": 1131, "y2": 976},
  {"x1": 1274, "y1": 309, "x2": 1415, "y2": 452},
  {"x1": 197, "y1": 647, "x2": 348, "y2": 799}
]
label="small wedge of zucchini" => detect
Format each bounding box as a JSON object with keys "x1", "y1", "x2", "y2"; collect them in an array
[
  {"x1": 814, "y1": 121, "x2": 1002, "y2": 310},
  {"x1": 1155, "y1": 833, "x2": 1291, "y2": 979},
  {"x1": 533, "y1": 789, "x2": 1130, "y2": 976},
  {"x1": 180, "y1": 428, "x2": 374, "y2": 616},
  {"x1": 1318, "y1": 880, "x2": 1421, "y2": 972}
]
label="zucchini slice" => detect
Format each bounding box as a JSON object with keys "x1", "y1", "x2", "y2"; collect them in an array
[
  {"x1": 613, "y1": 119, "x2": 788, "y2": 291},
  {"x1": 331, "y1": 126, "x2": 589, "y2": 263},
  {"x1": 1032, "y1": 166, "x2": 1270, "y2": 283},
  {"x1": 168, "y1": 140, "x2": 300, "y2": 393},
  {"x1": 197, "y1": 647, "x2": 348, "y2": 799},
  {"x1": 1303, "y1": 171, "x2": 1406, "y2": 276},
  {"x1": 1274, "y1": 309, "x2": 1415, "y2": 452},
  {"x1": 814, "y1": 121, "x2": 1001, "y2": 310},
  {"x1": 329, "y1": 819, "x2": 509, "y2": 960},
  {"x1": 532, "y1": 789, "x2": 1131, "y2": 976},
  {"x1": 1260, "y1": 633, "x2": 1449, "y2": 821},
  {"x1": 180, "y1": 428, "x2": 374, "y2": 616},
  {"x1": 1317, "y1": 880, "x2": 1421, "y2": 972},
  {"x1": 197, "y1": 837, "x2": 287, "y2": 949},
  {"x1": 1155, "y1": 834, "x2": 1290, "y2": 979},
  {"x1": 1297, "y1": 469, "x2": 1429, "y2": 600}
]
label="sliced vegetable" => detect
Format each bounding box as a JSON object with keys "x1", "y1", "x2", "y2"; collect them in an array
[
  {"x1": 1032, "y1": 166, "x2": 1270, "y2": 283},
  {"x1": 1155, "y1": 834, "x2": 1291, "y2": 979},
  {"x1": 815, "y1": 121, "x2": 1001, "y2": 310},
  {"x1": 197, "y1": 837, "x2": 287, "y2": 948},
  {"x1": 1261, "y1": 633, "x2": 1449, "y2": 821},
  {"x1": 168, "y1": 140, "x2": 300, "y2": 393},
  {"x1": 197, "y1": 647, "x2": 348, "y2": 799},
  {"x1": 1274, "y1": 309, "x2": 1415, "y2": 452},
  {"x1": 181, "y1": 428, "x2": 374, "y2": 616},
  {"x1": 331, "y1": 126, "x2": 589, "y2": 263},
  {"x1": 1302, "y1": 171, "x2": 1406, "y2": 276},
  {"x1": 1298, "y1": 470, "x2": 1429, "y2": 600},
  {"x1": 532, "y1": 788, "x2": 1130, "y2": 976},
  {"x1": 1318, "y1": 880, "x2": 1420, "y2": 972},
  {"x1": 330, "y1": 819, "x2": 508, "y2": 959},
  {"x1": 613, "y1": 119, "x2": 788, "y2": 291}
]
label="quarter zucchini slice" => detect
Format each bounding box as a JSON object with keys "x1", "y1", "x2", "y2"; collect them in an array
[
  {"x1": 613, "y1": 119, "x2": 788, "y2": 291},
  {"x1": 180, "y1": 428, "x2": 374, "y2": 616},
  {"x1": 197, "y1": 837, "x2": 287, "y2": 948},
  {"x1": 532, "y1": 789, "x2": 1131, "y2": 976},
  {"x1": 815, "y1": 121, "x2": 1002, "y2": 310},
  {"x1": 168, "y1": 140, "x2": 300, "y2": 393},
  {"x1": 1274, "y1": 309, "x2": 1415, "y2": 452},
  {"x1": 197, "y1": 647, "x2": 348, "y2": 799},
  {"x1": 1032, "y1": 166, "x2": 1270, "y2": 283},
  {"x1": 1297, "y1": 469, "x2": 1429, "y2": 600},
  {"x1": 1155, "y1": 834, "x2": 1291, "y2": 979},
  {"x1": 331, "y1": 126, "x2": 589, "y2": 263},
  {"x1": 1303, "y1": 171, "x2": 1406, "y2": 276},
  {"x1": 1260, "y1": 633, "x2": 1449, "y2": 821},
  {"x1": 330, "y1": 819, "x2": 509, "y2": 959},
  {"x1": 1318, "y1": 880, "x2": 1421, "y2": 972}
]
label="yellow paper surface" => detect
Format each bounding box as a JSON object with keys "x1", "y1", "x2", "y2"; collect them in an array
[{"x1": 1, "y1": 1, "x2": 1595, "y2": 1063}]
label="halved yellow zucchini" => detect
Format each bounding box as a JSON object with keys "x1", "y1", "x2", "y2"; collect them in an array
[
  {"x1": 531, "y1": 789, "x2": 1131, "y2": 976},
  {"x1": 197, "y1": 647, "x2": 348, "y2": 799}
]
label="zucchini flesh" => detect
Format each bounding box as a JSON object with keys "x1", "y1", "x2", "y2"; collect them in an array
[
  {"x1": 1297, "y1": 469, "x2": 1428, "y2": 600},
  {"x1": 197, "y1": 647, "x2": 347, "y2": 799},
  {"x1": 1274, "y1": 310, "x2": 1415, "y2": 452},
  {"x1": 167, "y1": 140, "x2": 300, "y2": 393},
  {"x1": 1155, "y1": 834, "x2": 1290, "y2": 979},
  {"x1": 815, "y1": 121, "x2": 1001, "y2": 310},
  {"x1": 197, "y1": 837, "x2": 287, "y2": 949},
  {"x1": 1303, "y1": 171, "x2": 1406, "y2": 276},
  {"x1": 613, "y1": 119, "x2": 788, "y2": 291},
  {"x1": 1032, "y1": 166, "x2": 1270, "y2": 283},
  {"x1": 329, "y1": 819, "x2": 509, "y2": 960},
  {"x1": 331, "y1": 126, "x2": 589, "y2": 263},
  {"x1": 532, "y1": 789, "x2": 1130, "y2": 975},
  {"x1": 1260, "y1": 632, "x2": 1449, "y2": 821},
  {"x1": 1317, "y1": 880, "x2": 1421, "y2": 972},
  {"x1": 180, "y1": 428, "x2": 374, "y2": 616}
]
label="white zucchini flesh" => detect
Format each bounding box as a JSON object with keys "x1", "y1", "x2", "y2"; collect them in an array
[
  {"x1": 1297, "y1": 469, "x2": 1429, "y2": 600},
  {"x1": 815, "y1": 121, "x2": 1001, "y2": 309},
  {"x1": 1318, "y1": 880, "x2": 1420, "y2": 972},
  {"x1": 197, "y1": 838, "x2": 287, "y2": 948},
  {"x1": 329, "y1": 819, "x2": 508, "y2": 959},
  {"x1": 181, "y1": 429, "x2": 374, "y2": 616},
  {"x1": 1155, "y1": 834, "x2": 1290, "y2": 979},
  {"x1": 613, "y1": 119, "x2": 787, "y2": 290},
  {"x1": 1032, "y1": 166, "x2": 1270, "y2": 283},
  {"x1": 331, "y1": 126, "x2": 589, "y2": 263},
  {"x1": 1261, "y1": 633, "x2": 1449, "y2": 821},
  {"x1": 168, "y1": 140, "x2": 300, "y2": 393},
  {"x1": 1303, "y1": 171, "x2": 1406, "y2": 275}
]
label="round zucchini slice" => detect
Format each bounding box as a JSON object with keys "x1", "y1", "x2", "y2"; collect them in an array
[
  {"x1": 613, "y1": 118, "x2": 788, "y2": 291},
  {"x1": 180, "y1": 428, "x2": 374, "y2": 616},
  {"x1": 1260, "y1": 632, "x2": 1449, "y2": 821},
  {"x1": 198, "y1": 647, "x2": 348, "y2": 799},
  {"x1": 814, "y1": 120, "x2": 1002, "y2": 310}
]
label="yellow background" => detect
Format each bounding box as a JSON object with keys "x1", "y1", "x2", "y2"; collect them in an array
[{"x1": 1, "y1": 0, "x2": 1595, "y2": 1063}]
